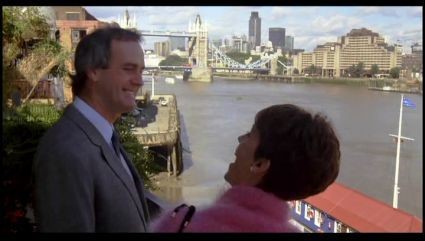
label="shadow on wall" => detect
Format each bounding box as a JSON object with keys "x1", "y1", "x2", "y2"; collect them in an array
[{"x1": 179, "y1": 113, "x2": 193, "y2": 171}]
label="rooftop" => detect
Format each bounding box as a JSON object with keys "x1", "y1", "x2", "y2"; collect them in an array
[{"x1": 305, "y1": 182, "x2": 422, "y2": 232}]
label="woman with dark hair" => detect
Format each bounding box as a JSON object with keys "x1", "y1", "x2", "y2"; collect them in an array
[{"x1": 150, "y1": 104, "x2": 341, "y2": 232}]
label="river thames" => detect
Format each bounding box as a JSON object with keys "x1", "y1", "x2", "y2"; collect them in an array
[{"x1": 146, "y1": 76, "x2": 422, "y2": 219}]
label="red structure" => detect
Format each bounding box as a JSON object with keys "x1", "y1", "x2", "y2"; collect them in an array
[{"x1": 304, "y1": 182, "x2": 422, "y2": 232}]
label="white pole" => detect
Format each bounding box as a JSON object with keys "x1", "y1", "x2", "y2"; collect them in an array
[
  {"x1": 151, "y1": 72, "x2": 155, "y2": 100},
  {"x1": 392, "y1": 93, "x2": 404, "y2": 208}
]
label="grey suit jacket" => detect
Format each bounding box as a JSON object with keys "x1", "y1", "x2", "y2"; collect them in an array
[{"x1": 34, "y1": 104, "x2": 150, "y2": 232}]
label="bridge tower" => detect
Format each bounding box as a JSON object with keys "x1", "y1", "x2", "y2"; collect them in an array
[
  {"x1": 117, "y1": 9, "x2": 137, "y2": 30},
  {"x1": 187, "y1": 14, "x2": 211, "y2": 82}
]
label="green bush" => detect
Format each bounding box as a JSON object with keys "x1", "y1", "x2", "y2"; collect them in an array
[{"x1": 2, "y1": 104, "x2": 62, "y2": 233}]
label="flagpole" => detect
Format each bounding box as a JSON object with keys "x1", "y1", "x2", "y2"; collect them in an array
[
  {"x1": 392, "y1": 94, "x2": 403, "y2": 208},
  {"x1": 151, "y1": 72, "x2": 155, "y2": 100}
]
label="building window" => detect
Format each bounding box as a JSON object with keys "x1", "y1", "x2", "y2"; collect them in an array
[
  {"x1": 66, "y1": 12, "x2": 80, "y2": 20},
  {"x1": 304, "y1": 204, "x2": 314, "y2": 221},
  {"x1": 71, "y1": 29, "x2": 87, "y2": 49},
  {"x1": 314, "y1": 210, "x2": 323, "y2": 227},
  {"x1": 335, "y1": 221, "x2": 342, "y2": 233},
  {"x1": 295, "y1": 201, "x2": 302, "y2": 215}
]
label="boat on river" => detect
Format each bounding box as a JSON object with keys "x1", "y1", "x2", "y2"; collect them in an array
[{"x1": 165, "y1": 77, "x2": 175, "y2": 84}]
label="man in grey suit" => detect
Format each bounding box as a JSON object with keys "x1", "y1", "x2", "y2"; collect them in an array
[{"x1": 34, "y1": 27, "x2": 152, "y2": 232}]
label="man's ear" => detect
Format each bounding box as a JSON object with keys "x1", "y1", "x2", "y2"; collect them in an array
[
  {"x1": 86, "y1": 68, "x2": 99, "y2": 82},
  {"x1": 250, "y1": 158, "x2": 270, "y2": 174}
]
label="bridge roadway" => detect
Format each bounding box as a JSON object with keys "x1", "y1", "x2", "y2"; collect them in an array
[
  {"x1": 144, "y1": 66, "x2": 270, "y2": 72},
  {"x1": 140, "y1": 30, "x2": 196, "y2": 38}
]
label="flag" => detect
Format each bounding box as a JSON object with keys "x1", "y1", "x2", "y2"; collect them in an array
[{"x1": 403, "y1": 97, "x2": 416, "y2": 108}]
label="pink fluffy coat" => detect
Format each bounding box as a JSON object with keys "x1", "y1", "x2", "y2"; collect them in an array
[{"x1": 150, "y1": 185, "x2": 299, "y2": 232}]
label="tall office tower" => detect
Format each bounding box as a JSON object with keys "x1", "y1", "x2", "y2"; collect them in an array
[
  {"x1": 154, "y1": 41, "x2": 170, "y2": 57},
  {"x1": 232, "y1": 35, "x2": 244, "y2": 52},
  {"x1": 269, "y1": 27, "x2": 285, "y2": 51},
  {"x1": 169, "y1": 37, "x2": 186, "y2": 51},
  {"x1": 249, "y1": 11, "x2": 261, "y2": 50},
  {"x1": 285, "y1": 35, "x2": 294, "y2": 52}
]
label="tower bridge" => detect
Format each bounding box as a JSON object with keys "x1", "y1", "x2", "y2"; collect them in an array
[
  {"x1": 119, "y1": 10, "x2": 292, "y2": 81},
  {"x1": 139, "y1": 30, "x2": 196, "y2": 38}
]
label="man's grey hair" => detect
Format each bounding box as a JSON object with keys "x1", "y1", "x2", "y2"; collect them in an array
[{"x1": 69, "y1": 27, "x2": 143, "y2": 96}]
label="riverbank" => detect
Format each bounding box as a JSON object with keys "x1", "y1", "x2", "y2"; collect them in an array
[{"x1": 212, "y1": 73, "x2": 422, "y2": 93}]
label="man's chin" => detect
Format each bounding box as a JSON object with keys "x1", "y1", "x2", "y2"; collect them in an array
[
  {"x1": 224, "y1": 172, "x2": 229, "y2": 183},
  {"x1": 124, "y1": 103, "x2": 136, "y2": 112}
]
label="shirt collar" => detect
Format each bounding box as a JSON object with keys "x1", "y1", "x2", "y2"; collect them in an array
[{"x1": 73, "y1": 96, "x2": 114, "y2": 144}]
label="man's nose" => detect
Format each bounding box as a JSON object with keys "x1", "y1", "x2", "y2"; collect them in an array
[{"x1": 134, "y1": 74, "x2": 144, "y2": 87}]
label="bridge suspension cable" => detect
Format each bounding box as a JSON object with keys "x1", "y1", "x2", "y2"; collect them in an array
[
  {"x1": 208, "y1": 42, "x2": 292, "y2": 70},
  {"x1": 209, "y1": 43, "x2": 246, "y2": 68}
]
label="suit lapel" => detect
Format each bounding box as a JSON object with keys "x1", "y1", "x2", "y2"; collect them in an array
[
  {"x1": 120, "y1": 149, "x2": 151, "y2": 223},
  {"x1": 100, "y1": 145, "x2": 147, "y2": 228},
  {"x1": 64, "y1": 105, "x2": 147, "y2": 227}
]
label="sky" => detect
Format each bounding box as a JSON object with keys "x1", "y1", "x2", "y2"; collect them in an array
[{"x1": 84, "y1": 6, "x2": 422, "y2": 54}]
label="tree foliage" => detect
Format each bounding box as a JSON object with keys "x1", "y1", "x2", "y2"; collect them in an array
[
  {"x1": 2, "y1": 104, "x2": 63, "y2": 233},
  {"x1": 304, "y1": 64, "x2": 321, "y2": 75},
  {"x1": 3, "y1": 7, "x2": 51, "y2": 62},
  {"x1": 390, "y1": 67, "x2": 400, "y2": 79},
  {"x1": 356, "y1": 62, "x2": 365, "y2": 77},
  {"x1": 346, "y1": 62, "x2": 365, "y2": 78},
  {"x1": 159, "y1": 55, "x2": 188, "y2": 66},
  {"x1": 371, "y1": 64, "x2": 379, "y2": 76},
  {"x1": 2, "y1": 6, "x2": 70, "y2": 107},
  {"x1": 293, "y1": 68, "x2": 299, "y2": 75}
]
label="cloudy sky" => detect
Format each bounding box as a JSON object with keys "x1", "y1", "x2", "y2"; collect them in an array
[{"x1": 84, "y1": 6, "x2": 422, "y2": 54}]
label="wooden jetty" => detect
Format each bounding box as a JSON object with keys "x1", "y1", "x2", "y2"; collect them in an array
[{"x1": 132, "y1": 94, "x2": 183, "y2": 176}]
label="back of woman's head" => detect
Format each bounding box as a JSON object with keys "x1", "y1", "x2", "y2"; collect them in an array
[{"x1": 254, "y1": 104, "x2": 340, "y2": 200}]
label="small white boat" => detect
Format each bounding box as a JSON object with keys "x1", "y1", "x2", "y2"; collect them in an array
[
  {"x1": 165, "y1": 77, "x2": 175, "y2": 84},
  {"x1": 175, "y1": 75, "x2": 183, "y2": 80}
]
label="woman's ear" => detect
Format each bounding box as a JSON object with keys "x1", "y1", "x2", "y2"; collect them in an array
[{"x1": 250, "y1": 158, "x2": 270, "y2": 174}]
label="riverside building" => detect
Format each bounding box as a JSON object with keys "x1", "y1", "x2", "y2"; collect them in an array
[{"x1": 293, "y1": 28, "x2": 402, "y2": 77}]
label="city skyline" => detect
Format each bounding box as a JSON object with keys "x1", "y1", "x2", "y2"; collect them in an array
[{"x1": 84, "y1": 6, "x2": 422, "y2": 54}]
